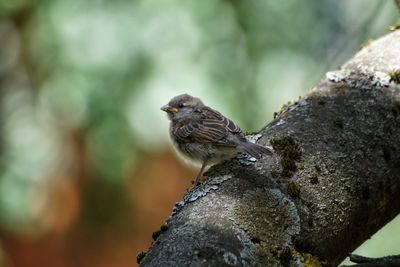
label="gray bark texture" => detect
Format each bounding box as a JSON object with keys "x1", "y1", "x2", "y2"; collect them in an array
[{"x1": 140, "y1": 30, "x2": 400, "y2": 267}]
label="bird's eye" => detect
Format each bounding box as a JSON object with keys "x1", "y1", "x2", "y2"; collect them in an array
[{"x1": 178, "y1": 103, "x2": 185, "y2": 108}]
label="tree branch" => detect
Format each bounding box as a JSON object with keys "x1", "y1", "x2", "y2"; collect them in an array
[
  {"x1": 140, "y1": 30, "x2": 400, "y2": 266},
  {"x1": 340, "y1": 254, "x2": 400, "y2": 267}
]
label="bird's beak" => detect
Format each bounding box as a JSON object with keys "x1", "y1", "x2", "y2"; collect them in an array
[{"x1": 161, "y1": 105, "x2": 178, "y2": 113}]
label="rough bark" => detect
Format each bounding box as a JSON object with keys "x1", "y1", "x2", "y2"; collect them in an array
[{"x1": 140, "y1": 30, "x2": 400, "y2": 267}]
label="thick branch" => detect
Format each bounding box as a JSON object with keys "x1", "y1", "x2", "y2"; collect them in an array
[
  {"x1": 341, "y1": 254, "x2": 400, "y2": 267},
  {"x1": 140, "y1": 30, "x2": 400, "y2": 266}
]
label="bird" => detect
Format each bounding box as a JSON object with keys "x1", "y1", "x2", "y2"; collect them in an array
[{"x1": 161, "y1": 93, "x2": 272, "y2": 184}]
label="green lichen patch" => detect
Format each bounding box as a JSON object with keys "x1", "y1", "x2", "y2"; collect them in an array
[
  {"x1": 233, "y1": 188, "x2": 300, "y2": 263},
  {"x1": 234, "y1": 189, "x2": 277, "y2": 244},
  {"x1": 151, "y1": 223, "x2": 170, "y2": 240},
  {"x1": 136, "y1": 251, "x2": 146, "y2": 264},
  {"x1": 287, "y1": 248, "x2": 328, "y2": 267},
  {"x1": 389, "y1": 69, "x2": 400, "y2": 84},
  {"x1": 359, "y1": 39, "x2": 373, "y2": 50},
  {"x1": 271, "y1": 136, "x2": 302, "y2": 177},
  {"x1": 274, "y1": 101, "x2": 294, "y2": 118},
  {"x1": 160, "y1": 223, "x2": 169, "y2": 233},
  {"x1": 287, "y1": 181, "x2": 300, "y2": 197},
  {"x1": 389, "y1": 23, "x2": 400, "y2": 31},
  {"x1": 160, "y1": 223, "x2": 169, "y2": 232},
  {"x1": 303, "y1": 253, "x2": 324, "y2": 267},
  {"x1": 274, "y1": 98, "x2": 301, "y2": 118},
  {"x1": 308, "y1": 172, "x2": 318, "y2": 184},
  {"x1": 152, "y1": 230, "x2": 161, "y2": 240}
]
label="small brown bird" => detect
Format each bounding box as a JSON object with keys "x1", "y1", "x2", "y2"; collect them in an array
[{"x1": 161, "y1": 94, "x2": 271, "y2": 184}]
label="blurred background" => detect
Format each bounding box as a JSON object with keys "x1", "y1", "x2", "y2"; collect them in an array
[{"x1": 0, "y1": 0, "x2": 399, "y2": 266}]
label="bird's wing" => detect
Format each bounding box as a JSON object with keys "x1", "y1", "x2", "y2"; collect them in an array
[{"x1": 174, "y1": 107, "x2": 244, "y2": 147}]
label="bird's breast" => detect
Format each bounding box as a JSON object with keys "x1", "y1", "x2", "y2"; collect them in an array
[{"x1": 170, "y1": 135, "x2": 238, "y2": 164}]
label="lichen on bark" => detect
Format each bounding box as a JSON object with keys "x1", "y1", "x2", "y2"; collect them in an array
[{"x1": 141, "y1": 30, "x2": 400, "y2": 267}]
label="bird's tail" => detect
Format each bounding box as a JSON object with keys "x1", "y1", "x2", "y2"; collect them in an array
[{"x1": 239, "y1": 142, "x2": 273, "y2": 158}]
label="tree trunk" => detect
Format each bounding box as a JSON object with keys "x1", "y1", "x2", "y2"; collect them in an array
[{"x1": 139, "y1": 30, "x2": 400, "y2": 267}]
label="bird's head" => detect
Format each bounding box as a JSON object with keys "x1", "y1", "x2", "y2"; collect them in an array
[{"x1": 161, "y1": 94, "x2": 204, "y2": 121}]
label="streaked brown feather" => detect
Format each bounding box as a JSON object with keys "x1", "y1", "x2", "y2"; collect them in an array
[{"x1": 173, "y1": 107, "x2": 244, "y2": 147}]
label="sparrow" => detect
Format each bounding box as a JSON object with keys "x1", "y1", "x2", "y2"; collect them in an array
[{"x1": 161, "y1": 94, "x2": 272, "y2": 184}]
